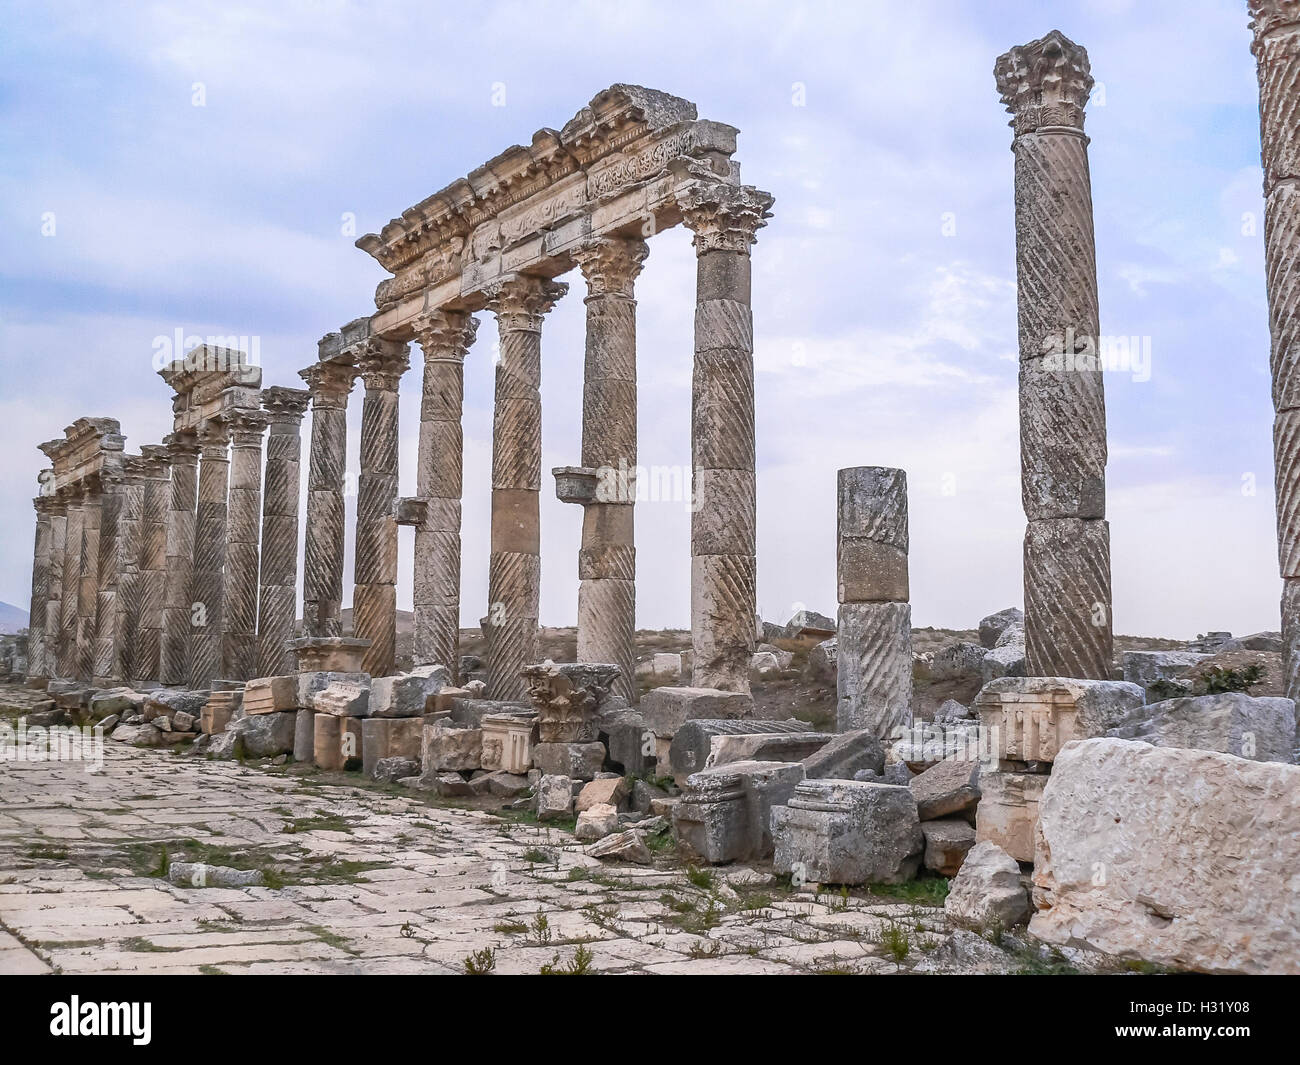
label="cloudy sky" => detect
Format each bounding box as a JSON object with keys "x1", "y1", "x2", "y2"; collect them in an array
[{"x1": 0, "y1": 0, "x2": 1280, "y2": 640}]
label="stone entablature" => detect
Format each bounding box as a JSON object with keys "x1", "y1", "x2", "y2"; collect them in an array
[
  {"x1": 357, "y1": 84, "x2": 747, "y2": 334},
  {"x1": 39, "y1": 418, "x2": 125, "y2": 495},
  {"x1": 158, "y1": 345, "x2": 262, "y2": 432}
]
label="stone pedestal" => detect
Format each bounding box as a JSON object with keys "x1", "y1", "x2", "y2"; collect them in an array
[
  {"x1": 223, "y1": 407, "x2": 268, "y2": 681},
  {"x1": 672, "y1": 760, "x2": 804, "y2": 863},
  {"x1": 289, "y1": 636, "x2": 371, "y2": 673},
  {"x1": 679, "y1": 184, "x2": 773, "y2": 694},
  {"x1": 484, "y1": 276, "x2": 566, "y2": 700},
  {"x1": 481, "y1": 713, "x2": 537, "y2": 773},
  {"x1": 975, "y1": 769, "x2": 1048, "y2": 863},
  {"x1": 995, "y1": 31, "x2": 1113, "y2": 680},
  {"x1": 161, "y1": 432, "x2": 200, "y2": 686},
  {"x1": 256, "y1": 387, "x2": 310, "y2": 677},
  {"x1": 410, "y1": 311, "x2": 478, "y2": 675},
  {"x1": 352, "y1": 338, "x2": 409, "y2": 678},
  {"x1": 836, "y1": 466, "x2": 912, "y2": 737}
]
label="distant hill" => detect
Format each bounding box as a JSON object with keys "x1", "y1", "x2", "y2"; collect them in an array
[{"x1": 0, "y1": 601, "x2": 29, "y2": 635}]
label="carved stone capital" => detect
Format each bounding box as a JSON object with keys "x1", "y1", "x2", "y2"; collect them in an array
[
  {"x1": 139, "y1": 443, "x2": 172, "y2": 473},
  {"x1": 411, "y1": 309, "x2": 479, "y2": 362},
  {"x1": 573, "y1": 236, "x2": 649, "y2": 298},
  {"x1": 261, "y1": 385, "x2": 311, "y2": 424},
  {"x1": 357, "y1": 338, "x2": 411, "y2": 391},
  {"x1": 679, "y1": 183, "x2": 775, "y2": 253},
  {"x1": 197, "y1": 419, "x2": 231, "y2": 456},
  {"x1": 299, "y1": 359, "x2": 359, "y2": 407},
  {"x1": 227, "y1": 407, "x2": 270, "y2": 447},
  {"x1": 485, "y1": 275, "x2": 569, "y2": 333},
  {"x1": 33, "y1": 493, "x2": 60, "y2": 515},
  {"x1": 995, "y1": 30, "x2": 1093, "y2": 136},
  {"x1": 1250, "y1": 0, "x2": 1300, "y2": 49},
  {"x1": 162, "y1": 431, "x2": 201, "y2": 464}
]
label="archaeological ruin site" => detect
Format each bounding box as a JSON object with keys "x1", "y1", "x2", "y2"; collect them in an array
[{"x1": 2, "y1": 5, "x2": 1298, "y2": 987}]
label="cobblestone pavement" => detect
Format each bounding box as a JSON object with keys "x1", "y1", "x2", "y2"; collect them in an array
[{"x1": 0, "y1": 720, "x2": 969, "y2": 975}]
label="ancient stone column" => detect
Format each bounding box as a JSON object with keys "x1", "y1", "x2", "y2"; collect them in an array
[
  {"x1": 409, "y1": 310, "x2": 478, "y2": 673},
  {"x1": 352, "y1": 339, "x2": 410, "y2": 677},
  {"x1": 92, "y1": 469, "x2": 129, "y2": 687},
  {"x1": 836, "y1": 466, "x2": 912, "y2": 737},
  {"x1": 222, "y1": 407, "x2": 268, "y2": 681},
  {"x1": 115, "y1": 459, "x2": 148, "y2": 685},
  {"x1": 44, "y1": 497, "x2": 67, "y2": 682},
  {"x1": 25, "y1": 493, "x2": 54, "y2": 684},
  {"x1": 76, "y1": 482, "x2": 102, "y2": 684},
  {"x1": 995, "y1": 31, "x2": 1113, "y2": 680},
  {"x1": 256, "y1": 387, "x2": 310, "y2": 677},
  {"x1": 484, "y1": 275, "x2": 567, "y2": 700},
  {"x1": 1249, "y1": 1, "x2": 1300, "y2": 700},
  {"x1": 299, "y1": 356, "x2": 358, "y2": 639},
  {"x1": 135, "y1": 445, "x2": 171, "y2": 686},
  {"x1": 58, "y1": 487, "x2": 83, "y2": 681},
  {"x1": 189, "y1": 420, "x2": 231, "y2": 688},
  {"x1": 161, "y1": 432, "x2": 200, "y2": 686},
  {"x1": 679, "y1": 183, "x2": 774, "y2": 694},
  {"x1": 570, "y1": 236, "x2": 648, "y2": 704}
]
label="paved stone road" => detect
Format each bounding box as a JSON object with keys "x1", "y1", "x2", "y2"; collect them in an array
[{"x1": 0, "y1": 719, "x2": 971, "y2": 975}]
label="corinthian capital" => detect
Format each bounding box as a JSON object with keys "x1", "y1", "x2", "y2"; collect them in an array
[
  {"x1": 261, "y1": 385, "x2": 311, "y2": 424},
  {"x1": 678, "y1": 183, "x2": 775, "y2": 254},
  {"x1": 995, "y1": 30, "x2": 1093, "y2": 136},
  {"x1": 299, "y1": 359, "x2": 359, "y2": 407},
  {"x1": 227, "y1": 406, "x2": 270, "y2": 446},
  {"x1": 163, "y1": 430, "x2": 201, "y2": 464},
  {"x1": 573, "y1": 236, "x2": 649, "y2": 298},
  {"x1": 485, "y1": 275, "x2": 569, "y2": 332},
  {"x1": 411, "y1": 309, "x2": 479, "y2": 362},
  {"x1": 357, "y1": 338, "x2": 410, "y2": 391},
  {"x1": 1250, "y1": 0, "x2": 1300, "y2": 48}
]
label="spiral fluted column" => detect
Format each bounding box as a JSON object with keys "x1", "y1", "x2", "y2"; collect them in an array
[
  {"x1": 58, "y1": 487, "x2": 83, "y2": 681},
  {"x1": 43, "y1": 496, "x2": 67, "y2": 681},
  {"x1": 256, "y1": 387, "x2": 309, "y2": 677},
  {"x1": 352, "y1": 339, "x2": 409, "y2": 677},
  {"x1": 410, "y1": 310, "x2": 477, "y2": 674},
  {"x1": 484, "y1": 275, "x2": 567, "y2": 700},
  {"x1": 26, "y1": 493, "x2": 54, "y2": 683},
  {"x1": 76, "y1": 482, "x2": 101, "y2": 684},
  {"x1": 679, "y1": 182, "x2": 774, "y2": 694},
  {"x1": 995, "y1": 30, "x2": 1113, "y2": 680},
  {"x1": 189, "y1": 420, "x2": 230, "y2": 688},
  {"x1": 222, "y1": 407, "x2": 268, "y2": 681},
  {"x1": 161, "y1": 432, "x2": 200, "y2": 686},
  {"x1": 135, "y1": 445, "x2": 170, "y2": 686}
]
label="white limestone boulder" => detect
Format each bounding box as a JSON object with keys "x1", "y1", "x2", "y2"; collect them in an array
[
  {"x1": 944, "y1": 840, "x2": 1031, "y2": 929},
  {"x1": 1105, "y1": 692, "x2": 1296, "y2": 764}
]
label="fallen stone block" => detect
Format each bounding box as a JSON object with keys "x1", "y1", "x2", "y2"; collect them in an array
[
  {"x1": 1120, "y1": 650, "x2": 1210, "y2": 691},
  {"x1": 167, "y1": 862, "x2": 264, "y2": 888},
  {"x1": 909, "y1": 758, "x2": 980, "y2": 821},
  {"x1": 974, "y1": 676, "x2": 1145, "y2": 762},
  {"x1": 109, "y1": 722, "x2": 163, "y2": 747},
  {"x1": 975, "y1": 769, "x2": 1047, "y2": 863},
  {"x1": 586, "y1": 829, "x2": 651, "y2": 864},
  {"x1": 944, "y1": 840, "x2": 1031, "y2": 928},
  {"x1": 362, "y1": 716, "x2": 423, "y2": 778},
  {"x1": 484, "y1": 771, "x2": 530, "y2": 798},
  {"x1": 1105, "y1": 692, "x2": 1296, "y2": 763},
  {"x1": 421, "y1": 719, "x2": 482, "y2": 772},
  {"x1": 535, "y1": 774, "x2": 573, "y2": 821},
  {"x1": 297, "y1": 670, "x2": 370, "y2": 712},
  {"x1": 669, "y1": 719, "x2": 810, "y2": 784},
  {"x1": 601, "y1": 710, "x2": 651, "y2": 775},
  {"x1": 672, "y1": 760, "x2": 804, "y2": 863},
  {"x1": 801, "y1": 728, "x2": 884, "y2": 780},
  {"x1": 707, "y1": 731, "x2": 831, "y2": 768},
  {"x1": 575, "y1": 802, "x2": 619, "y2": 841},
  {"x1": 1030, "y1": 738, "x2": 1300, "y2": 974},
  {"x1": 373, "y1": 756, "x2": 422, "y2": 784},
  {"x1": 242, "y1": 675, "x2": 299, "y2": 715},
  {"x1": 229, "y1": 710, "x2": 296, "y2": 758},
  {"x1": 480, "y1": 712, "x2": 537, "y2": 774},
  {"x1": 576, "y1": 776, "x2": 629, "y2": 813},
  {"x1": 312, "y1": 681, "x2": 370, "y2": 717},
  {"x1": 640, "y1": 686, "x2": 754, "y2": 740},
  {"x1": 921, "y1": 818, "x2": 977, "y2": 876},
  {"x1": 807, "y1": 638, "x2": 837, "y2": 683},
  {"x1": 447, "y1": 697, "x2": 529, "y2": 728},
  {"x1": 89, "y1": 687, "x2": 143, "y2": 717},
  {"x1": 771, "y1": 779, "x2": 922, "y2": 885},
  {"x1": 371, "y1": 668, "x2": 450, "y2": 717},
  {"x1": 143, "y1": 687, "x2": 208, "y2": 720},
  {"x1": 978, "y1": 607, "x2": 1023, "y2": 650},
  {"x1": 201, "y1": 690, "x2": 241, "y2": 735},
  {"x1": 171, "y1": 710, "x2": 197, "y2": 732},
  {"x1": 925, "y1": 642, "x2": 987, "y2": 682},
  {"x1": 533, "y1": 741, "x2": 605, "y2": 781},
  {"x1": 784, "y1": 608, "x2": 836, "y2": 639},
  {"x1": 313, "y1": 713, "x2": 344, "y2": 770}
]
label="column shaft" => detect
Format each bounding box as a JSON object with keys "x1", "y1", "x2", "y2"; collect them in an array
[
  {"x1": 59, "y1": 493, "x2": 83, "y2": 680},
  {"x1": 223, "y1": 409, "x2": 268, "y2": 681},
  {"x1": 680, "y1": 183, "x2": 773, "y2": 694},
  {"x1": 45, "y1": 502, "x2": 66, "y2": 681},
  {"x1": 353, "y1": 341, "x2": 409, "y2": 677},
  {"x1": 189, "y1": 422, "x2": 230, "y2": 688},
  {"x1": 26, "y1": 497, "x2": 53, "y2": 682},
  {"x1": 161, "y1": 435, "x2": 200, "y2": 686},
  {"x1": 77, "y1": 488, "x2": 101, "y2": 684},
  {"x1": 113, "y1": 469, "x2": 144, "y2": 684},
  {"x1": 135, "y1": 447, "x2": 170, "y2": 686},
  {"x1": 996, "y1": 31, "x2": 1113, "y2": 680},
  {"x1": 485, "y1": 276, "x2": 567, "y2": 700},
  {"x1": 411, "y1": 312, "x2": 477, "y2": 673},
  {"x1": 256, "y1": 387, "x2": 309, "y2": 677}
]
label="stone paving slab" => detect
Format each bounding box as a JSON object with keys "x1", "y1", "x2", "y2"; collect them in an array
[{"x1": 0, "y1": 718, "x2": 966, "y2": 975}]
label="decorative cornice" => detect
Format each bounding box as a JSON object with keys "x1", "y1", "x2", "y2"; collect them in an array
[
  {"x1": 995, "y1": 30, "x2": 1093, "y2": 137},
  {"x1": 411, "y1": 309, "x2": 479, "y2": 361},
  {"x1": 485, "y1": 275, "x2": 569, "y2": 332},
  {"x1": 573, "y1": 236, "x2": 649, "y2": 298},
  {"x1": 678, "y1": 183, "x2": 775, "y2": 253},
  {"x1": 1250, "y1": 0, "x2": 1300, "y2": 49}
]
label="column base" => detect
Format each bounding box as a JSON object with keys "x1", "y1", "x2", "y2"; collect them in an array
[{"x1": 288, "y1": 636, "x2": 372, "y2": 673}]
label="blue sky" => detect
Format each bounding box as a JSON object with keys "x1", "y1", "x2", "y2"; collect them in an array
[{"x1": 0, "y1": 0, "x2": 1280, "y2": 639}]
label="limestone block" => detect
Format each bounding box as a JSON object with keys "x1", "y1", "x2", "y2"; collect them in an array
[
  {"x1": 586, "y1": 829, "x2": 651, "y2": 864},
  {"x1": 110, "y1": 722, "x2": 163, "y2": 747},
  {"x1": 89, "y1": 688, "x2": 143, "y2": 716},
  {"x1": 575, "y1": 803, "x2": 619, "y2": 841},
  {"x1": 921, "y1": 819, "x2": 977, "y2": 876},
  {"x1": 980, "y1": 641, "x2": 1026, "y2": 685},
  {"x1": 201, "y1": 691, "x2": 241, "y2": 735},
  {"x1": 974, "y1": 769, "x2": 1046, "y2": 863},
  {"x1": 288, "y1": 636, "x2": 370, "y2": 673},
  {"x1": 836, "y1": 602, "x2": 912, "y2": 737},
  {"x1": 651, "y1": 652, "x2": 682, "y2": 680},
  {"x1": 445, "y1": 697, "x2": 528, "y2": 728},
  {"x1": 370, "y1": 669, "x2": 449, "y2": 717},
  {"x1": 421, "y1": 719, "x2": 482, "y2": 772},
  {"x1": 480, "y1": 713, "x2": 537, "y2": 774},
  {"x1": 1104, "y1": 692, "x2": 1296, "y2": 763},
  {"x1": 801, "y1": 728, "x2": 885, "y2": 780},
  {"x1": 229, "y1": 710, "x2": 295, "y2": 758},
  {"x1": 311, "y1": 681, "x2": 370, "y2": 718},
  {"x1": 669, "y1": 719, "x2": 810, "y2": 784},
  {"x1": 1030, "y1": 738, "x2": 1300, "y2": 974},
  {"x1": 314, "y1": 713, "x2": 344, "y2": 770},
  {"x1": 706, "y1": 731, "x2": 830, "y2": 767},
  {"x1": 807, "y1": 638, "x2": 837, "y2": 683},
  {"x1": 784, "y1": 609, "x2": 836, "y2": 638},
  {"x1": 374, "y1": 757, "x2": 421, "y2": 784},
  {"x1": 909, "y1": 758, "x2": 981, "y2": 821},
  {"x1": 673, "y1": 760, "x2": 804, "y2": 863},
  {"x1": 837, "y1": 466, "x2": 908, "y2": 551},
  {"x1": 576, "y1": 776, "x2": 628, "y2": 813},
  {"x1": 601, "y1": 710, "x2": 650, "y2": 774},
  {"x1": 533, "y1": 740, "x2": 606, "y2": 781},
  {"x1": 837, "y1": 539, "x2": 909, "y2": 604},
  {"x1": 1120, "y1": 650, "x2": 1210, "y2": 691},
  {"x1": 297, "y1": 670, "x2": 370, "y2": 710},
  {"x1": 362, "y1": 716, "x2": 423, "y2": 778},
  {"x1": 292, "y1": 707, "x2": 314, "y2": 762},
  {"x1": 944, "y1": 841, "x2": 1031, "y2": 928},
  {"x1": 771, "y1": 779, "x2": 923, "y2": 885},
  {"x1": 242, "y1": 675, "x2": 299, "y2": 715},
  {"x1": 640, "y1": 686, "x2": 754, "y2": 740},
  {"x1": 978, "y1": 607, "x2": 1023, "y2": 650},
  {"x1": 536, "y1": 774, "x2": 573, "y2": 821},
  {"x1": 974, "y1": 676, "x2": 1144, "y2": 763}
]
